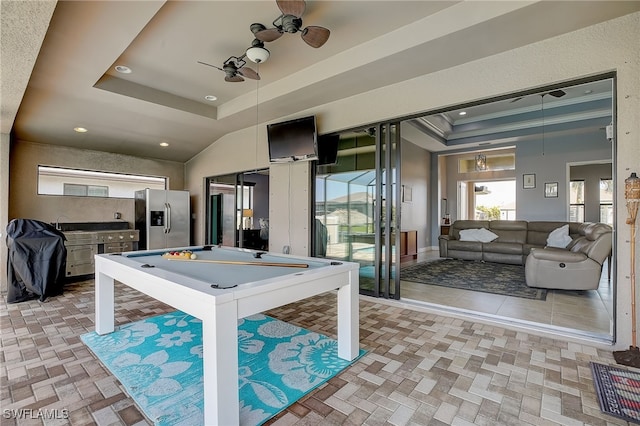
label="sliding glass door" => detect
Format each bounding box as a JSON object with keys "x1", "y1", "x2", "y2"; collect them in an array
[
  {"x1": 314, "y1": 122, "x2": 401, "y2": 299},
  {"x1": 375, "y1": 123, "x2": 401, "y2": 298},
  {"x1": 205, "y1": 169, "x2": 269, "y2": 249}
]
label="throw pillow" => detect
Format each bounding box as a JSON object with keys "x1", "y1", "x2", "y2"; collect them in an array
[
  {"x1": 546, "y1": 224, "x2": 573, "y2": 248},
  {"x1": 459, "y1": 228, "x2": 499, "y2": 243}
]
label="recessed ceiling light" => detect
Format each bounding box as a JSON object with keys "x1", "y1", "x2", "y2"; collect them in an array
[
  {"x1": 74, "y1": 127, "x2": 88, "y2": 133},
  {"x1": 159, "y1": 142, "x2": 169, "y2": 147},
  {"x1": 584, "y1": 89, "x2": 593, "y2": 94},
  {"x1": 204, "y1": 95, "x2": 217, "y2": 102},
  {"x1": 459, "y1": 111, "x2": 467, "y2": 116},
  {"x1": 115, "y1": 65, "x2": 132, "y2": 74}
]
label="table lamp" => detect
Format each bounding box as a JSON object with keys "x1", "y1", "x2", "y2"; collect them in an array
[{"x1": 242, "y1": 209, "x2": 254, "y2": 230}]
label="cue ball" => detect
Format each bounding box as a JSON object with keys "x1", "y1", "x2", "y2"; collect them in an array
[{"x1": 190, "y1": 253, "x2": 197, "y2": 260}]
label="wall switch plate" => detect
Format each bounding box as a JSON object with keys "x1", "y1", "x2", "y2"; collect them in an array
[{"x1": 283, "y1": 245, "x2": 290, "y2": 254}]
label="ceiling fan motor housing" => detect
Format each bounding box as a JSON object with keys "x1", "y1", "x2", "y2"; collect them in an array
[
  {"x1": 282, "y1": 15, "x2": 302, "y2": 33},
  {"x1": 223, "y1": 62, "x2": 238, "y2": 75}
]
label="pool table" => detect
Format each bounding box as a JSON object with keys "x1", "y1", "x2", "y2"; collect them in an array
[{"x1": 94, "y1": 245, "x2": 360, "y2": 426}]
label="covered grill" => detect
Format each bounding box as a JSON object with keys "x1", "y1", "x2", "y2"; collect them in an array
[{"x1": 6, "y1": 219, "x2": 67, "y2": 303}]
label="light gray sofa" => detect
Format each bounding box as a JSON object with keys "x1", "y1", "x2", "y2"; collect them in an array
[
  {"x1": 525, "y1": 223, "x2": 612, "y2": 290},
  {"x1": 439, "y1": 220, "x2": 588, "y2": 265},
  {"x1": 438, "y1": 220, "x2": 612, "y2": 290}
]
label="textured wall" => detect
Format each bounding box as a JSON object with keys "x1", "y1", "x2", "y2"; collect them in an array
[
  {"x1": 0, "y1": 0, "x2": 57, "y2": 133},
  {"x1": 9, "y1": 141, "x2": 186, "y2": 226},
  {"x1": 268, "y1": 162, "x2": 311, "y2": 255},
  {"x1": 1, "y1": 134, "x2": 10, "y2": 293},
  {"x1": 401, "y1": 141, "x2": 430, "y2": 248}
]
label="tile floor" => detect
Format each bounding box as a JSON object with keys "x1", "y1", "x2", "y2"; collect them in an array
[
  {"x1": 399, "y1": 251, "x2": 614, "y2": 341},
  {"x1": 0, "y1": 277, "x2": 629, "y2": 425}
]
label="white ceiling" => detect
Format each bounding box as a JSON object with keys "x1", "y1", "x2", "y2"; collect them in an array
[{"x1": 3, "y1": 1, "x2": 640, "y2": 162}]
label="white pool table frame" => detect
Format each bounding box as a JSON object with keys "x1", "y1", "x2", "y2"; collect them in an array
[{"x1": 94, "y1": 246, "x2": 359, "y2": 425}]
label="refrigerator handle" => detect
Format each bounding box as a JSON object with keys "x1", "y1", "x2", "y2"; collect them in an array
[
  {"x1": 163, "y1": 203, "x2": 168, "y2": 233},
  {"x1": 166, "y1": 202, "x2": 172, "y2": 234}
]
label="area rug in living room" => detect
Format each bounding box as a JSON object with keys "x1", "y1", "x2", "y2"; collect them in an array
[
  {"x1": 401, "y1": 259, "x2": 547, "y2": 300},
  {"x1": 81, "y1": 312, "x2": 364, "y2": 426},
  {"x1": 591, "y1": 362, "x2": 640, "y2": 424}
]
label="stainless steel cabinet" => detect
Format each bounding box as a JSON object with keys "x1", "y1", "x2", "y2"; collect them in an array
[
  {"x1": 66, "y1": 243, "x2": 98, "y2": 276},
  {"x1": 64, "y1": 230, "x2": 139, "y2": 278}
]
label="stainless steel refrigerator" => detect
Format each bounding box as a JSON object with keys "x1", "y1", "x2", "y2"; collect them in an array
[{"x1": 135, "y1": 189, "x2": 190, "y2": 250}]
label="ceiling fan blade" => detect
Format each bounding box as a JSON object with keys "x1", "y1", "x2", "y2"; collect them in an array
[
  {"x1": 277, "y1": 0, "x2": 305, "y2": 18},
  {"x1": 549, "y1": 89, "x2": 566, "y2": 98},
  {"x1": 225, "y1": 75, "x2": 244, "y2": 83},
  {"x1": 238, "y1": 67, "x2": 260, "y2": 80},
  {"x1": 197, "y1": 61, "x2": 223, "y2": 71},
  {"x1": 255, "y1": 27, "x2": 283, "y2": 42},
  {"x1": 301, "y1": 26, "x2": 330, "y2": 48}
]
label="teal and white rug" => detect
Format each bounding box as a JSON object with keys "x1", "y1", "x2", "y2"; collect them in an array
[{"x1": 81, "y1": 312, "x2": 364, "y2": 425}]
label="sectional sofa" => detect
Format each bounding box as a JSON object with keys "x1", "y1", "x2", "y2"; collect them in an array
[
  {"x1": 438, "y1": 220, "x2": 613, "y2": 290},
  {"x1": 438, "y1": 220, "x2": 585, "y2": 265}
]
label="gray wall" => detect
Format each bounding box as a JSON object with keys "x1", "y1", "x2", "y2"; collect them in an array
[
  {"x1": 400, "y1": 139, "x2": 430, "y2": 249},
  {"x1": 516, "y1": 132, "x2": 612, "y2": 221}
]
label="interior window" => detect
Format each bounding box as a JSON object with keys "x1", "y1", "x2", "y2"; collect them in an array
[
  {"x1": 38, "y1": 166, "x2": 166, "y2": 198},
  {"x1": 599, "y1": 178, "x2": 613, "y2": 225},
  {"x1": 570, "y1": 180, "x2": 585, "y2": 222},
  {"x1": 458, "y1": 153, "x2": 515, "y2": 173}
]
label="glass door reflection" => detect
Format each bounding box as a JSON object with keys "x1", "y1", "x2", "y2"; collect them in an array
[{"x1": 314, "y1": 123, "x2": 400, "y2": 299}]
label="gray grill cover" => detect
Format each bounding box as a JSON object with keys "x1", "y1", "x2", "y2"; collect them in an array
[{"x1": 6, "y1": 219, "x2": 67, "y2": 303}]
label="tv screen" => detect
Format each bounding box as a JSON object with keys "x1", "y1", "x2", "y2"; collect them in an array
[
  {"x1": 267, "y1": 116, "x2": 317, "y2": 163},
  {"x1": 317, "y1": 134, "x2": 340, "y2": 165}
]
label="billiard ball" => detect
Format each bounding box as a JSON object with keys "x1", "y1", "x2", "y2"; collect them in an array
[{"x1": 190, "y1": 253, "x2": 197, "y2": 260}]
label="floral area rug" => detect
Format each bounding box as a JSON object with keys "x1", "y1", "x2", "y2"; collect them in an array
[
  {"x1": 401, "y1": 259, "x2": 547, "y2": 300},
  {"x1": 81, "y1": 312, "x2": 365, "y2": 425}
]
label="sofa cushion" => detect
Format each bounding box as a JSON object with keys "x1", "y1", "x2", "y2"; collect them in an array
[
  {"x1": 459, "y1": 228, "x2": 498, "y2": 243},
  {"x1": 527, "y1": 221, "x2": 582, "y2": 246},
  {"x1": 488, "y1": 220, "x2": 528, "y2": 244},
  {"x1": 482, "y1": 242, "x2": 523, "y2": 255},
  {"x1": 546, "y1": 224, "x2": 573, "y2": 248},
  {"x1": 448, "y1": 240, "x2": 483, "y2": 251}
]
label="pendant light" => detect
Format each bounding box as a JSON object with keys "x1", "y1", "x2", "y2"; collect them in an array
[
  {"x1": 246, "y1": 39, "x2": 270, "y2": 64},
  {"x1": 475, "y1": 153, "x2": 487, "y2": 171}
]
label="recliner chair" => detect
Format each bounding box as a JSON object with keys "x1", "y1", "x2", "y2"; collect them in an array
[{"x1": 525, "y1": 223, "x2": 612, "y2": 290}]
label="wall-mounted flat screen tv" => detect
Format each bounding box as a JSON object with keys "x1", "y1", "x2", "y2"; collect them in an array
[
  {"x1": 267, "y1": 116, "x2": 318, "y2": 163},
  {"x1": 317, "y1": 134, "x2": 340, "y2": 165}
]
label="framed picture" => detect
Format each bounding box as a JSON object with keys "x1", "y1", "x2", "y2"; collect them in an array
[
  {"x1": 545, "y1": 182, "x2": 558, "y2": 198},
  {"x1": 523, "y1": 174, "x2": 536, "y2": 189}
]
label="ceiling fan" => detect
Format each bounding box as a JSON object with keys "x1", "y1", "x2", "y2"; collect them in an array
[
  {"x1": 197, "y1": 56, "x2": 260, "y2": 82},
  {"x1": 253, "y1": 0, "x2": 330, "y2": 48}
]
